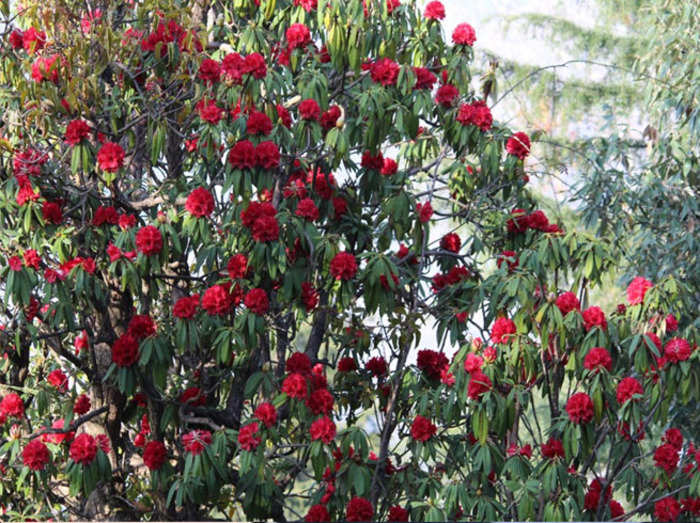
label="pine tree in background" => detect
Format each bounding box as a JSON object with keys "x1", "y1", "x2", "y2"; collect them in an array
[{"x1": 479, "y1": 0, "x2": 698, "y2": 310}]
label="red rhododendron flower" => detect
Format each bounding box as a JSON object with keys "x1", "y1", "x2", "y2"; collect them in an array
[
  {"x1": 14, "y1": 148, "x2": 47, "y2": 177},
  {"x1": 664, "y1": 337, "x2": 691, "y2": 363},
  {"x1": 254, "y1": 402, "x2": 277, "y2": 428},
  {"x1": 23, "y1": 439, "x2": 50, "y2": 471},
  {"x1": 566, "y1": 392, "x2": 594, "y2": 424},
  {"x1": 541, "y1": 437, "x2": 565, "y2": 460},
  {"x1": 370, "y1": 58, "x2": 400, "y2": 86},
  {"x1": 346, "y1": 496, "x2": 374, "y2": 522},
  {"x1": 681, "y1": 497, "x2": 700, "y2": 517},
  {"x1": 496, "y1": 250, "x2": 518, "y2": 272},
  {"x1": 198, "y1": 58, "x2": 221, "y2": 84},
  {"x1": 69, "y1": 433, "x2": 98, "y2": 465},
  {"x1": 506, "y1": 132, "x2": 531, "y2": 159},
  {"x1": 321, "y1": 105, "x2": 341, "y2": 130},
  {"x1": 135, "y1": 226, "x2": 163, "y2": 255},
  {"x1": 228, "y1": 140, "x2": 257, "y2": 169},
  {"x1": 583, "y1": 347, "x2": 612, "y2": 373},
  {"x1": 582, "y1": 306, "x2": 607, "y2": 331},
  {"x1": 663, "y1": 428, "x2": 683, "y2": 450},
  {"x1": 275, "y1": 104, "x2": 293, "y2": 128},
  {"x1": 654, "y1": 497, "x2": 680, "y2": 522},
  {"x1": 416, "y1": 349, "x2": 449, "y2": 380},
  {"x1": 609, "y1": 499, "x2": 624, "y2": 519},
  {"x1": 9, "y1": 28, "x2": 24, "y2": 49},
  {"x1": 380, "y1": 157, "x2": 398, "y2": 176},
  {"x1": 31, "y1": 54, "x2": 61, "y2": 83},
  {"x1": 97, "y1": 142, "x2": 125, "y2": 172},
  {"x1": 173, "y1": 295, "x2": 199, "y2": 319},
  {"x1": 299, "y1": 98, "x2": 321, "y2": 120},
  {"x1": 307, "y1": 169, "x2": 337, "y2": 199},
  {"x1": 74, "y1": 394, "x2": 90, "y2": 415},
  {"x1": 42, "y1": 419, "x2": 74, "y2": 445},
  {"x1": 255, "y1": 141, "x2": 281, "y2": 169},
  {"x1": 93, "y1": 205, "x2": 119, "y2": 226},
  {"x1": 413, "y1": 67, "x2": 437, "y2": 90},
  {"x1": 440, "y1": 232, "x2": 461, "y2": 252},
  {"x1": 616, "y1": 376, "x2": 643, "y2": 404},
  {"x1": 222, "y1": 52, "x2": 245, "y2": 83},
  {"x1": 182, "y1": 429, "x2": 212, "y2": 455},
  {"x1": 197, "y1": 98, "x2": 223, "y2": 124},
  {"x1": 22, "y1": 27, "x2": 46, "y2": 53},
  {"x1": 244, "y1": 288, "x2": 269, "y2": 315},
  {"x1": 65, "y1": 119, "x2": 91, "y2": 145},
  {"x1": 238, "y1": 422, "x2": 261, "y2": 451},
  {"x1": 306, "y1": 388, "x2": 334, "y2": 415},
  {"x1": 365, "y1": 356, "x2": 388, "y2": 377},
  {"x1": 665, "y1": 313, "x2": 678, "y2": 332},
  {"x1": 556, "y1": 291, "x2": 580, "y2": 315},
  {"x1": 453, "y1": 23, "x2": 476, "y2": 45},
  {"x1": 416, "y1": 202, "x2": 433, "y2": 223},
  {"x1": 388, "y1": 506, "x2": 409, "y2": 522},
  {"x1": 584, "y1": 478, "x2": 612, "y2": 511},
  {"x1": 201, "y1": 284, "x2": 233, "y2": 316},
  {"x1": 330, "y1": 252, "x2": 358, "y2": 280},
  {"x1": 300, "y1": 281, "x2": 320, "y2": 311},
  {"x1": 96, "y1": 434, "x2": 111, "y2": 455},
  {"x1": 227, "y1": 254, "x2": 248, "y2": 280},
  {"x1": 410, "y1": 415, "x2": 437, "y2": 441},
  {"x1": 243, "y1": 52, "x2": 267, "y2": 78},
  {"x1": 42, "y1": 201, "x2": 63, "y2": 224},
  {"x1": 435, "y1": 84, "x2": 459, "y2": 107},
  {"x1": 305, "y1": 504, "x2": 330, "y2": 522},
  {"x1": 627, "y1": 276, "x2": 653, "y2": 305},
  {"x1": 251, "y1": 214, "x2": 279, "y2": 242},
  {"x1": 8, "y1": 256, "x2": 22, "y2": 272},
  {"x1": 483, "y1": 345, "x2": 497, "y2": 362},
  {"x1": 467, "y1": 370, "x2": 492, "y2": 400},
  {"x1": 337, "y1": 357, "x2": 357, "y2": 372},
  {"x1": 23, "y1": 249, "x2": 40, "y2": 270},
  {"x1": 361, "y1": 150, "x2": 384, "y2": 170},
  {"x1": 491, "y1": 317, "x2": 516, "y2": 344},
  {"x1": 286, "y1": 23, "x2": 311, "y2": 49},
  {"x1": 464, "y1": 353, "x2": 483, "y2": 374},
  {"x1": 654, "y1": 443, "x2": 679, "y2": 475},
  {"x1": 281, "y1": 179, "x2": 306, "y2": 204},
  {"x1": 282, "y1": 373, "x2": 308, "y2": 398},
  {"x1": 286, "y1": 352, "x2": 312, "y2": 374},
  {"x1": 296, "y1": 198, "x2": 320, "y2": 221},
  {"x1": 179, "y1": 387, "x2": 206, "y2": 407},
  {"x1": 506, "y1": 208, "x2": 530, "y2": 233},
  {"x1": 127, "y1": 314, "x2": 156, "y2": 340},
  {"x1": 424, "y1": 0, "x2": 445, "y2": 19},
  {"x1": 456, "y1": 101, "x2": 492, "y2": 131},
  {"x1": 247, "y1": 110, "x2": 273, "y2": 135},
  {"x1": 111, "y1": 334, "x2": 140, "y2": 367},
  {"x1": 185, "y1": 187, "x2": 214, "y2": 217},
  {"x1": 47, "y1": 369, "x2": 68, "y2": 392},
  {"x1": 143, "y1": 440, "x2": 167, "y2": 470},
  {"x1": 310, "y1": 416, "x2": 336, "y2": 444}
]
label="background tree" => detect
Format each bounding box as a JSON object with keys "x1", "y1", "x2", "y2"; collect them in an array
[
  {"x1": 0, "y1": 0, "x2": 697, "y2": 521},
  {"x1": 478, "y1": 0, "x2": 698, "y2": 308}
]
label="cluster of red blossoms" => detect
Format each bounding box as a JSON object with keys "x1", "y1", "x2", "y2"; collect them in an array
[
  {"x1": 507, "y1": 208, "x2": 563, "y2": 235},
  {"x1": 111, "y1": 314, "x2": 156, "y2": 367},
  {"x1": 456, "y1": 100, "x2": 492, "y2": 131},
  {"x1": 241, "y1": 201, "x2": 279, "y2": 242}
]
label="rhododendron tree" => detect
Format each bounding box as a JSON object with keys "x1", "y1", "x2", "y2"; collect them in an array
[{"x1": 0, "y1": 0, "x2": 698, "y2": 521}]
